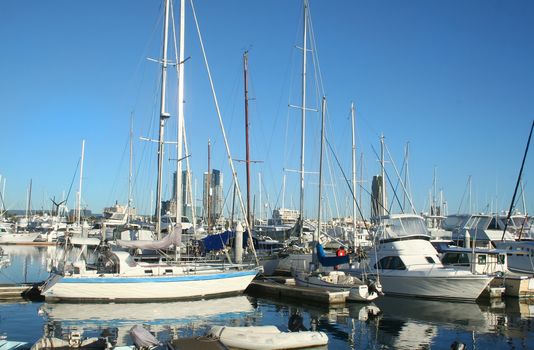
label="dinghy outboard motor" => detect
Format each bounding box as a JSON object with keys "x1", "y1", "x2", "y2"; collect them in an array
[{"x1": 130, "y1": 325, "x2": 161, "y2": 350}]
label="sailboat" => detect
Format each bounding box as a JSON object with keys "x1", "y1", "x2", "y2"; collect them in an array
[
  {"x1": 292, "y1": 98, "x2": 381, "y2": 302},
  {"x1": 40, "y1": 0, "x2": 260, "y2": 302}
]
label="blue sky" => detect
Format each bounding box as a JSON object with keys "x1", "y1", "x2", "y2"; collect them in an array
[{"x1": 0, "y1": 0, "x2": 532, "y2": 219}]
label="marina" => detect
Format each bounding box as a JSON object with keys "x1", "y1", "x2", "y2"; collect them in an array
[
  {"x1": 0, "y1": 246, "x2": 532, "y2": 349},
  {"x1": 1, "y1": 0, "x2": 534, "y2": 349}
]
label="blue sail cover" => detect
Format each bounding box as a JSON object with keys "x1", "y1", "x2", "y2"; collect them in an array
[
  {"x1": 316, "y1": 243, "x2": 349, "y2": 267},
  {"x1": 200, "y1": 231, "x2": 251, "y2": 252}
]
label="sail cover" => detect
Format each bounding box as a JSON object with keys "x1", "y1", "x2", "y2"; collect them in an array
[
  {"x1": 115, "y1": 224, "x2": 182, "y2": 250},
  {"x1": 316, "y1": 243, "x2": 349, "y2": 267}
]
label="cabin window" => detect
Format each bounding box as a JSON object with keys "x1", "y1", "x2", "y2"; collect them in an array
[
  {"x1": 165, "y1": 269, "x2": 173, "y2": 274},
  {"x1": 425, "y1": 257, "x2": 435, "y2": 264},
  {"x1": 375, "y1": 256, "x2": 406, "y2": 270},
  {"x1": 497, "y1": 254, "x2": 505, "y2": 265},
  {"x1": 477, "y1": 255, "x2": 487, "y2": 265},
  {"x1": 442, "y1": 253, "x2": 470, "y2": 266},
  {"x1": 144, "y1": 269, "x2": 153, "y2": 274}
]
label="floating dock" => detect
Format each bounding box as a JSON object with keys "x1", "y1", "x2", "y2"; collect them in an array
[
  {"x1": 493, "y1": 275, "x2": 534, "y2": 298},
  {"x1": 0, "y1": 283, "x2": 43, "y2": 301},
  {"x1": 246, "y1": 277, "x2": 348, "y2": 305}
]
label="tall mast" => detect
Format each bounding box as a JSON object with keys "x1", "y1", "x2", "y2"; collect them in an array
[
  {"x1": 155, "y1": 0, "x2": 171, "y2": 238},
  {"x1": 1, "y1": 177, "x2": 6, "y2": 214},
  {"x1": 299, "y1": 0, "x2": 309, "y2": 237},
  {"x1": 26, "y1": 179, "x2": 32, "y2": 221},
  {"x1": 77, "y1": 139, "x2": 85, "y2": 225},
  {"x1": 127, "y1": 113, "x2": 134, "y2": 225},
  {"x1": 244, "y1": 51, "x2": 252, "y2": 227},
  {"x1": 207, "y1": 139, "x2": 211, "y2": 233},
  {"x1": 282, "y1": 174, "x2": 286, "y2": 209},
  {"x1": 350, "y1": 102, "x2": 357, "y2": 238},
  {"x1": 359, "y1": 152, "x2": 363, "y2": 215},
  {"x1": 316, "y1": 97, "x2": 326, "y2": 247},
  {"x1": 175, "y1": 0, "x2": 185, "y2": 227},
  {"x1": 380, "y1": 134, "x2": 387, "y2": 215},
  {"x1": 258, "y1": 172, "x2": 262, "y2": 223}
]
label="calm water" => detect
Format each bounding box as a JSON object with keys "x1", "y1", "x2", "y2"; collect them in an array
[{"x1": 0, "y1": 245, "x2": 533, "y2": 349}]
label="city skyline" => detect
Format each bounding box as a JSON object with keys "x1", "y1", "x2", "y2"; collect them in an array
[{"x1": 1, "y1": 0, "x2": 533, "y2": 220}]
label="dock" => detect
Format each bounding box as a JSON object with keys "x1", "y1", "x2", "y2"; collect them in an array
[
  {"x1": 246, "y1": 277, "x2": 348, "y2": 305},
  {"x1": 493, "y1": 275, "x2": 534, "y2": 298},
  {"x1": 0, "y1": 283, "x2": 43, "y2": 301}
]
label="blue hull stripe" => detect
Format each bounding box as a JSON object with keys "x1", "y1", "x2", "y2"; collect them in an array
[{"x1": 59, "y1": 269, "x2": 258, "y2": 284}]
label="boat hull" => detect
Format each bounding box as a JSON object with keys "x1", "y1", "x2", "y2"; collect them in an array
[
  {"x1": 372, "y1": 273, "x2": 493, "y2": 301},
  {"x1": 42, "y1": 269, "x2": 260, "y2": 302}
]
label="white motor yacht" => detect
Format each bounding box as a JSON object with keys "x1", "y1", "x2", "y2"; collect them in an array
[{"x1": 346, "y1": 214, "x2": 494, "y2": 301}]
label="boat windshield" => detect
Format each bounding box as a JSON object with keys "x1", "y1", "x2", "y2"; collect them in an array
[
  {"x1": 464, "y1": 216, "x2": 491, "y2": 230},
  {"x1": 380, "y1": 216, "x2": 429, "y2": 239}
]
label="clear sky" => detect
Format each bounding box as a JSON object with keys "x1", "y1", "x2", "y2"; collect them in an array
[{"x1": 1, "y1": 0, "x2": 533, "y2": 219}]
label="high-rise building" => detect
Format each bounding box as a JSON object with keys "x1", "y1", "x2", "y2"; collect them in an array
[
  {"x1": 162, "y1": 170, "x2": 192, "y2": 220},
  {"x1": 371, "y1": 175, "x2": 386, "y2": 219},
  {"x1": 181, "y1": 170, "x2": 193, "y2": 220},
  {"x1": 203, "y1": 169, "x2": 223, "y2": 224}
]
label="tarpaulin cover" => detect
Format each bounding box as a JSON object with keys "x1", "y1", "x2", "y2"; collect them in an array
[
  {"x1": 200, "y1": 230, "x2": 251, "y2": 252},
  {"x1": 316, "y1": 243, "x2": 349, "y2": 267}
]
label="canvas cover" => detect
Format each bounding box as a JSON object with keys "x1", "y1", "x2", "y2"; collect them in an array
[{"x1": 115, "y1": 224, "x2": 182, "y2": 250}]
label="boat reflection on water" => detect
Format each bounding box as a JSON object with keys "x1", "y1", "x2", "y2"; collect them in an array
[
  {"x1": 0, "y1": 245, "x2": 51, "y2": 284},
  {"x1": 372, "y1": 296, "x2": 534, "y2": 350},
  {"x1": 38, "y1": 295, "x2": 258, "y2": 346}
]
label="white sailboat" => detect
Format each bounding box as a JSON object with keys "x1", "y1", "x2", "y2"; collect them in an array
[
  {"x1": 294, "y1": 98, "x2": 381, "y2": 302},
  {"x1": 40, "y1": 0, "x2": 260, "y2": 302}
]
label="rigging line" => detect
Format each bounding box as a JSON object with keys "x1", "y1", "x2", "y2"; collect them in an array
[
  {"x1": 65, "y1": 157, "x2": 81, "y2": 205},
  {"x1": 386, "y1": 146, "x2": 407, "y2": 211},
  {"x1": 384, "y1": 143, "x2": 417, "y2": 214},
  {"x1": 501, "y1": 120, "x2": 534, "y2": 241},
  {"x1": 370, "y1": 144, "x2": 404, "y2": 215},
  {"x1": 306, "y1": 2, "x2": 326, "y2": 99},
  {"x1": 189, "y1": 0, "x2": 258, "y2": 264},
  {"x1": 107, "y1": 128, "x2": 130, "y2": 206},
  {"x1": 324, "y1": 139, "x2": 341, "y2": 220},
  {"x1": 457, "y1": 176, "x2": 471, "y2": 215},
  {"x1": 325, "y1": 136, "x2": 376, "y2": 237}
]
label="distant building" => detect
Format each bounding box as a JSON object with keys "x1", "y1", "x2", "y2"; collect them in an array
[
  {"x1": 203, "y1": 169, "x2": 223, "y2": 224},
  {"x1": 371, "y1": 175, "x2": 387, "y2": 219},
  {"x1": 162, "y1": 170, "x2": 193, "y2": 221},
  {"x1": 269, "y1": 208, "x2": 299, "y2": 226}
]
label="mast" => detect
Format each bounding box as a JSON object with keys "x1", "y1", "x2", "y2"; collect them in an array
[
  {"x1": 127, "y1": 113, "x2": 133, "y2": 225},
  {"x1": 380, "y1": 134, "x2": 387, "y2": 215},
  {"x1": 155, "y1": 0, "x2": 171, "y2": 238},
  {"x1": 175, "y1": 0, "x2": 185, "y2": 227},
  {"x1": 359, "y1": 152, "x2": 363, "y2": 216},
  {"x1": 26, "y1": 179, "x2": 32, "y2": 222},
  {"x1": 207, "y1": 139, "x2": 211, "y2": 233},
  {"x1": 316, "y1": 97, "x2": 326, "y2": 252},
  {"x1": 282, "y1": 174, "x2": 286, "y2": 209},
  {"x1": 1, "y1": 176, "x2": 5, "y2": 214},
  {"x1": 350, "y1": 102, "x2": 357, "y2": 241},
  {"x1": 403, "y1": 142, "x2": 410, "y2": 210},
  {"x1": 258, "y1": 172, "x2": 262, "y2": 223},
  {"x1": 244, "y1": 51, "x2": 252, "y2": 227},
  {"x1": 299, "y1": 0, "x2": 309, "y2": 238},
  {"x1": 77, "y1": 139, "x2": 85, "y2": 226}
]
